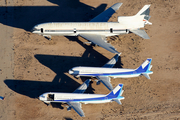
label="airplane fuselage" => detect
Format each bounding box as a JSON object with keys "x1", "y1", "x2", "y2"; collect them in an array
[
  {"x1": 69, "y1": 67, "x2": 142, "y2": 78},
  {"x1": 32, "y1": 22, "x2": 131, "y2": 37},
  {"x1": 39, "y1": 92, "x2": 122, "y2": 104}
]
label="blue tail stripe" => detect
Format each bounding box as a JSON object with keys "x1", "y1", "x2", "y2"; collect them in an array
[
  {"x1": 136, "y1": 58, "x2": 152, "y2": 73},
  {"x1": 107, "y1": 84, "x2": 123, "y2": 98}
]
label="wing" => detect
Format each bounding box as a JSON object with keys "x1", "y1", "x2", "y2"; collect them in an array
[
  {"x1": 96, "y1": 76, "x2": 113, "y2": 91},
  {"x1": 102, "y1": 53, "x2": 121, "y2": 68},
  {"x1": 73, "y1": 79, "x2": 91, "y2": 93},
  {"x1": 79, "y1": 34, "x2": 119, "y2": 54},
  {"x1": 67, "y1": 102, "x2": 85, "y2": 117},
  {"x1": 130, "y1": 29, "x2": 150, "y2": 39},
  {"x1": 90, "y1": 3, "x2": 123, "y2": 22}
]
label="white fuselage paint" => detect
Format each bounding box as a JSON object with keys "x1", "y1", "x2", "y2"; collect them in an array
[
  {"x1": 69, "y1": 67, "x2": 140, "y2": 78},
  {"x1": 32, "y1": 22, "x2": 131, "y2": 37},
  {"x1": 39, "y1": 92, "x2": 111, "y2": 104}
]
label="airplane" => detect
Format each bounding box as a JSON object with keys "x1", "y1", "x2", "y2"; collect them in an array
[
  {"x1": 39, "y1": 79, "x2": 124, "y2": 117},
  {"x1": 31, "y1": 3, "x2": 152, "y2": 54},
  {"x1": 69, "y1": 54, "x2": 153, "y2": 91}
]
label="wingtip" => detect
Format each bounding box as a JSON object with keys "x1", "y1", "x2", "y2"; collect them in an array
[
  {"x1": 111, "y1": 3, "x2": 123, "y2": 11},
  {"x1": 116, "y1": 52, "x2": 121, "y2": 56}
]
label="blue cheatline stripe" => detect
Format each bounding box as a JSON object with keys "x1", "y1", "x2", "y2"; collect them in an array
[
  {"x1": 54, "y1": 97, "x2": 107, "y2": 102},
  {"x1": 54, "y1": 95, "x2": 123, "y2": 102},
  {"x1": 54, "y1": 95, "x2": 124, "y2": 103},
  {"x1": 78, "y1": 71, "x2": 142, "y2": 76}
]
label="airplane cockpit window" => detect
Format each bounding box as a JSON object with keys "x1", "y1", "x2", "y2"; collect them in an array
[{"x1": 40, "y1": 95, "x2": 45, "y2": 98}]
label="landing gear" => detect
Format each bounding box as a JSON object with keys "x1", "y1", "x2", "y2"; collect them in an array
[
  {"x1": 43, "y1": 35, "x2": 52, "y2": 40},
  {"x1": 44, "y1": 102, "x2": 51, "y2": 106},
  {"x1": 66, "y1": 106, "x2": 72, "y2": 111}
]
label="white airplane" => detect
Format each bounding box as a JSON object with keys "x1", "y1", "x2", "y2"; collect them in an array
[
  {"x1": 31, "y1": 3, "x2": 152, "y2": 54},
  {"x1": 69, "y1": 54, "x2": 153, "y2": 91},
  {"x1": 39, "y1": 79, "x2": 124, "y2": 117}
]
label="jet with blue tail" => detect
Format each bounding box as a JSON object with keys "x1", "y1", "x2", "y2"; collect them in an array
[
  {"x1": 69, "y1": 54, "x2": 153, "y2": 91},
  {"x1": 39, "y1": 79, "x2": 124, "y2": 117}
]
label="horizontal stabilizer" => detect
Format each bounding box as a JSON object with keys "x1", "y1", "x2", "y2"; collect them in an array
[
  {"x1": 130, "y1": 29, "x2": 150, "y2": 39},
  {"x1": 142, "y1": 73, "x2": 150, "y2": 79},
  {"x1": 112, "y1": 98, "x2": 122, "y2": 104}
]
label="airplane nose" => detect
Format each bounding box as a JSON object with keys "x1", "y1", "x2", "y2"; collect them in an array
[{"x1": 39, "y1": 97, "x2": 42, "y2": 100}]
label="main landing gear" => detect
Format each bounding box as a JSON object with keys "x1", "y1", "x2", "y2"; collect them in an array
[{"x1": 43, "y1": 35, "x2": 52, "y2": 40}]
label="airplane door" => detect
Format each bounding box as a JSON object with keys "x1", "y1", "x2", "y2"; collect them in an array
[
  {"x1": 110, "y1": 28, "x2": 113, "y2": 33},
  {"x1": 74, "y1": 28, "x2": 76, "y2": 33},
  {"x1": 41, "y1": 28, "x2": 43, "y2": 33},
  {"x1": 47, "y1": 94, "x2": 54, "y2": 101}
]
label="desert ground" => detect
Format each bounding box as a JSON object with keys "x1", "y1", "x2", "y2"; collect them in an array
[{"x1": 0, "y1": 0, "x2": 180, "y2": 119}]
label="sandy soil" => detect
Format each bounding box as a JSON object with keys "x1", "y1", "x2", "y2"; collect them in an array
[{"x1": 1, "y1": 0, "x2": 180, "y2": 120}]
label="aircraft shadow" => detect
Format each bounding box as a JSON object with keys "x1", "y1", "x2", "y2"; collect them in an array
[
  {"x1": 34, "y1": 36, "x2": 123, "y2": 82},
  {"x1": 34, "y1": 52, "x2": 108, "y2": 83},
  {"x1": 63, "y1": 117, "x2": 73, "y2": 120},
  {"x1": 0, "y1": 0, "x2": 107, "y2": 31},
  {"x1": 4, "y1": 78, "x2": 93, "y2": 99},
  {"x1": 4, "y1": 45, "x2": 113, "y2": 98},
  {"x1": 4, "y1": 78, "x2": 93, "y2": 110}
]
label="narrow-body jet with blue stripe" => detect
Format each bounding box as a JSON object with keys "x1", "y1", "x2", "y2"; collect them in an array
[
  {"x1": 69, "y1": 55, "x2": 153, "y2": 91},
  {"x1": 39, "y1": 79, "x2": 124, "y2": 117}
]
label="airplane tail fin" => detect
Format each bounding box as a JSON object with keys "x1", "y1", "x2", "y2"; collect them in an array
[
  {"x1": 136, "y1": 5, "x2": 151, "y2": 21},
  {"x1": 136, "y1": 58, "x2": 153, "y2": 79},
  {"x1": 131, "y1": 5, "x2": 152, "y2": 39},
  {"x1": 106, "y1": 84, "x2": 124, "y2": 104},
  {"x1": 118, "y1": 5, "x2": 152, "y2": 39}
]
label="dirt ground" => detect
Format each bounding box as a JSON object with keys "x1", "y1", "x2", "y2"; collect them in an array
[{"x1": 1, "y1": 0, "x2": 180, "y2": 120}]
